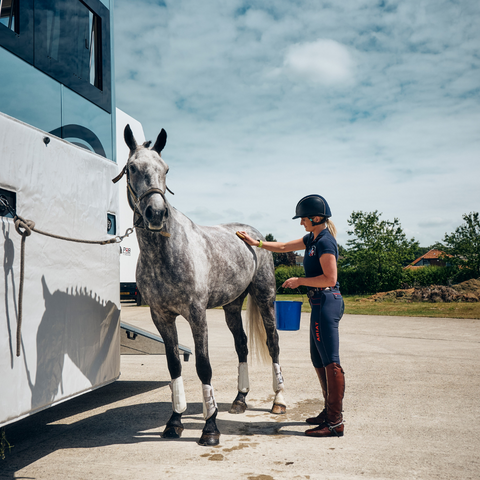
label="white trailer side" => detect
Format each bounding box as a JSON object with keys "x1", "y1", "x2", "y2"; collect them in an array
[{"x1": 0, "y1": 113, "x2": 120, "y2": 428}]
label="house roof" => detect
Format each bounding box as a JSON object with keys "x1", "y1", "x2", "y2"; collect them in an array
[
  {"x1": 406, "y1": 249, "x2": 448, "y2": 269},
  {"x1": 420, "y1": 249, "x2": 445, "y2": 260}
]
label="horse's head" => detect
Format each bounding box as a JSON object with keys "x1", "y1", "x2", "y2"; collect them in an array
[{"x1": 123, "y1": 125, "x2": 170, "y2": 232}]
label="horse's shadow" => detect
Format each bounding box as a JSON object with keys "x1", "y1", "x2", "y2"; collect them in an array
[
  {"x1": 26, "y1": 276, "x2": 120, "y2": 411},
  {"x1": 1, "y1": 382, "x2": 305, "y2": 478}
]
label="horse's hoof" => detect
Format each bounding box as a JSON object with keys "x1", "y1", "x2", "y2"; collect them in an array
[
  {"x1": 198, "y1": 432, "x2": 220, "y2": 446},
  {"x1": 271, "y1": 403, "x2": 287, "y2": 415},
  {"x1": 229, "y1": 400, "x2": 247, "y2": 414},
  {"x1": 162, "y1": 425, "x2": 184, "y2": 438}
]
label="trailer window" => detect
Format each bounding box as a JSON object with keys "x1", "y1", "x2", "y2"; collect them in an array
[
  {"x1": 41, "y1": 0, "x2": 102, "y2": 90},
  {"x1": 0, "y1": 0, "x2": 111, "y2": 113},
  {"x1": 35, "y1": 0, "x2": 110, "y2": 111},
  {"x1": 0, "y1": 0, "x2": 19, "y2": 33}
]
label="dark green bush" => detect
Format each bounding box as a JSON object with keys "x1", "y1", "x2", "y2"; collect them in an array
[
  {"x1": 337, "y1": 267, "x2": 383, "y2": 295},
  {"x1": 338, "y1": 265, "x2": 476, "y2": 295},
  {"x1": 276, "y1": 263, "x2": 476, "y2": 296},
  {"x1": 401, "y1": 266, "x2": 455, "y2": 287},
  {"x1": 274, "y1": 265, "x2": 307, "y2": 294}
]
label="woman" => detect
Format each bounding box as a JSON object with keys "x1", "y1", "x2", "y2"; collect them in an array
[{"x1": 237, "y1": 194, "x2": 345, "y2": 437}]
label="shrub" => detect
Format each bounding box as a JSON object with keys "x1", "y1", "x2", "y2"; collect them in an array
[
  {"x1": 274, "y1": 265, "x2": 307, "y2": 294},
  {"x1": 338, "y1": 265, "x2": 476, "y2": 295},
  {"x1": 401, "y1": 266, "x2": 455, "y2": 288},
  {"x1": 276, "y1": 263, "x2": 476, "y2": 296},
  {"x1": 337, "y1": 267, "x2": 387, "y2": 295}
]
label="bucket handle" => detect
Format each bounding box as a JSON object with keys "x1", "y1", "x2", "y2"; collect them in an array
[{"x1": 275, "y1": 286, "x2": 305, "y2": 308}]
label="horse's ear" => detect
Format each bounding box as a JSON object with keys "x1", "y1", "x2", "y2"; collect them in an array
[
  {"x1": 152, "y1": 129, "x2": 167, "y2": 155},
  {"x1": 124, "y1": 124, "x2": 137, "y2": 152},
  {"x1": 41, "y1": 275, "x2": 52, "y2": 303}
]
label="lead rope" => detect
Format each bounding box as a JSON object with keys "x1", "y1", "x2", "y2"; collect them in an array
[{"x1": 1, "y1": 197, "x2": 134, "y2": 357}]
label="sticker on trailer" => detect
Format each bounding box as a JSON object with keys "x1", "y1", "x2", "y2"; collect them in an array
[{"x1": 122, "y1": 247, "x2": 131, "y2": 256}]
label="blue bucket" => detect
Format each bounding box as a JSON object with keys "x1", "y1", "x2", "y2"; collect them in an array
[{"x1": 275, "y1": 301, "x2": 302, "y2": 331}]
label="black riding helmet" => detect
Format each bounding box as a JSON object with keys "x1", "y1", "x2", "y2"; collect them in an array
[{"x1": 292, "y1": 194, "x2": 332, "y2": 222}]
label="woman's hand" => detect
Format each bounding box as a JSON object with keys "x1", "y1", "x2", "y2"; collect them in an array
[
  {"x1": 282, "y1": 277, "x2": 303, "y2": 289},
  {"x1": 236, "y1": 230, "x2": 258, "y2": 247}
]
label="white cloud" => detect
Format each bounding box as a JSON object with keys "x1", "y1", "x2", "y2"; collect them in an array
[{"x1": 283, "y1": 39, "x2": 356, "y2": 86}]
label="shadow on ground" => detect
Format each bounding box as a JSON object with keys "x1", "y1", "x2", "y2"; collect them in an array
[
  {"x1": 1, "y1": 380, "x2": 305, "y2": 479},
  {"x1": 1, "y1": 380, "x2": 165, "y2": 478}
]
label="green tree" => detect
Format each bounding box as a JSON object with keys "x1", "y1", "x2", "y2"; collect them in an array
[
  {"x1": 265, "y1": 233, "x2": 296, "y2": 267},
  {"x1": 443, "y1": 212, "x2": 480, "y2": 278},
  {"x1": 340, "y1": 211, "x2": 419, "y2": 293}
]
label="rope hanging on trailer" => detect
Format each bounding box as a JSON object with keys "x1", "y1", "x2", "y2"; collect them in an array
[{"x1": 1, "y1": 197, "x2": 134, "y2": 357}]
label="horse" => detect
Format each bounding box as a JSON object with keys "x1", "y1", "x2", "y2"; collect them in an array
[{"x1": 114, "y1": 125, "x2": 286, "y2": 446}]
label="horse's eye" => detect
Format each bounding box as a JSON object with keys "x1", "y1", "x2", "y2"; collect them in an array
[
  {"x1": 166, "y1": 167, "x2": 169, "y2": 174},
  {"x1": 129, "y1": 165, "x2": 137, "y2": 174}
]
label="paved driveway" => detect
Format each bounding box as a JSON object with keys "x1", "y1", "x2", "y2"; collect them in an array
[{"x1": 2, "y1": 305, "x2": 479, "y2": 479}]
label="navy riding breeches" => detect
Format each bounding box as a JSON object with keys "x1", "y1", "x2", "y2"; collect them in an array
[{"x1": 309, "y1": 288, "x2": 344, "y2": 368}]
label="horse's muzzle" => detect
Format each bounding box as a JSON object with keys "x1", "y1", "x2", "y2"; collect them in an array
[{"x1": 144, "y1": 204, "x2": 168, "y2": 230}]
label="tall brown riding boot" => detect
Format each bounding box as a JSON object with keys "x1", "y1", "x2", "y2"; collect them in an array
[
  {"x1": 306, "y1": 367, "x2": 328, "y2": 425},
  {"x1": 305, "y1": 362, "x2": 345, "y2": 437}
]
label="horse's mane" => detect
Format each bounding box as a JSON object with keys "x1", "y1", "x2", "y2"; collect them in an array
[{"x1": 143, "y1": 140, "x2": 152, "y2": 148}]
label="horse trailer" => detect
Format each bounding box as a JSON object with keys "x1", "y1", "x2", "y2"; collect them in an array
[
  {"x1": 1, "y1": 0, "x2": 190, "y2": 429},
  {"x1": 0, "y1": 0, "x2": 121, "y2": 429}
]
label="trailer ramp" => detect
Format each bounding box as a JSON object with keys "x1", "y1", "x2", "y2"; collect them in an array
[{"x1": 120, "y1": 322, "x2": 191, "y2": 361}]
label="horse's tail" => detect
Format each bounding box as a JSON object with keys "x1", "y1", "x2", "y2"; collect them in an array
[{"x1": 246, "y1": 294, "x2": 270, "y2": 364}]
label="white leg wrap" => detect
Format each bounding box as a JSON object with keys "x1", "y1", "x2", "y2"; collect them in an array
[
  {"x1": 272, "y1": 363, "x2": 286, "y2": 406},
  {"x1": 170, "y1": 376, "x2": 187, "y2": 414},
  {"x1": 274, "y1": 390, "x2": 287, "y2": 407},
  {"x1": 272, "y1": 363, "x2": 284, "y2": 393},
  {"x1": 202, "y1": 384, "x2": 217, "y2": 420},
  {"x1": 238, "y1": 362, "x2": 250, "y2": 393}
]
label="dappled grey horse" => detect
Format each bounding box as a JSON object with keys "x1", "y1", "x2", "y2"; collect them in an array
[{"x1": 114, "y1": 125, "x2": 286, "y2": 446}]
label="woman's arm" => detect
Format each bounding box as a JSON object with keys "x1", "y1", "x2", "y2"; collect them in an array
[
  {"x1": 282, "y1": 253, "x2": 337, "y2": 289},
  {"x1": 237, "y1": 230, "x2": 305, "y2": 253}
]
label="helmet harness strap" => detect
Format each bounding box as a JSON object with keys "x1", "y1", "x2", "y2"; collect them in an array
[{"x1": 309, "y1": 216, "x2": 327, "y2": 226}]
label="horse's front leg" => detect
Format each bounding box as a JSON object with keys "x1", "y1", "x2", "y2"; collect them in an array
[
  {"x1": 151, "y1": 310, "x2": 186, "y2": 438},
  {"x1": 189, "y1": 310, "x2": 220, "y2": 446}
]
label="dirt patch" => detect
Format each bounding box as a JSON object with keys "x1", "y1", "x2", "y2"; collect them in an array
[
  {"x1": 450, "y1": 277, "x2": 480, "y2": 294},
  {"x1": 369, "y1": 278, "x2": 480, "y2": 303}
]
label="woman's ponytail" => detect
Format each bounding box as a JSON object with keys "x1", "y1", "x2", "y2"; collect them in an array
[{"x1": 326, "y1": 219, "x2": 337, "y2": 239}]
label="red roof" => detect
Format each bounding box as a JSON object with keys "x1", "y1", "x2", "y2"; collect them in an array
[
  {"x1": 405, "y1": 249, "x2": 449, "y2": 269},
  {"x1": 420, "y1": 249, "x2": 444, "y2": 260}
]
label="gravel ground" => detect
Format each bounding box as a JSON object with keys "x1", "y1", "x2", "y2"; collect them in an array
[{"x1": 1, "y1": 304, "x2": 479, "y2": 480}]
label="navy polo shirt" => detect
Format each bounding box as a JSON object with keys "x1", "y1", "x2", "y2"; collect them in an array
[{"x1": 303, "y1": 229, "x2": 339, "y2": 287}]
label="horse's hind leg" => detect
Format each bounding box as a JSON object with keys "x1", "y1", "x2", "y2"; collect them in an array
[
  {"x1": 223, "y1": 291, "x2": 250, "y2": 414},
  {"x1": 249, "y1": 269, "x2": 287, "y2": 415},
  {"x1": 150, "y1": 310, "x2": 186, "y2": 439}
]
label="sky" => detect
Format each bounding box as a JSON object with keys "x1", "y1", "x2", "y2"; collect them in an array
[{"x1": 114, "y1": 0, "x2": 480, "y2": 248}]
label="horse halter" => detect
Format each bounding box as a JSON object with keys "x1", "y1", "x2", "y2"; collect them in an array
[{"x1": 112, "y1": 165, "x2": 174, "y2": 236}]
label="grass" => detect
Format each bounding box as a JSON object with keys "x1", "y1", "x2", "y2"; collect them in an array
[
  {"x1": 135, "y1": 294, "x2": 480, "y2": 320},
  {"x1": 275, "y1": 294, "x2": 480, "y2": 319}
]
